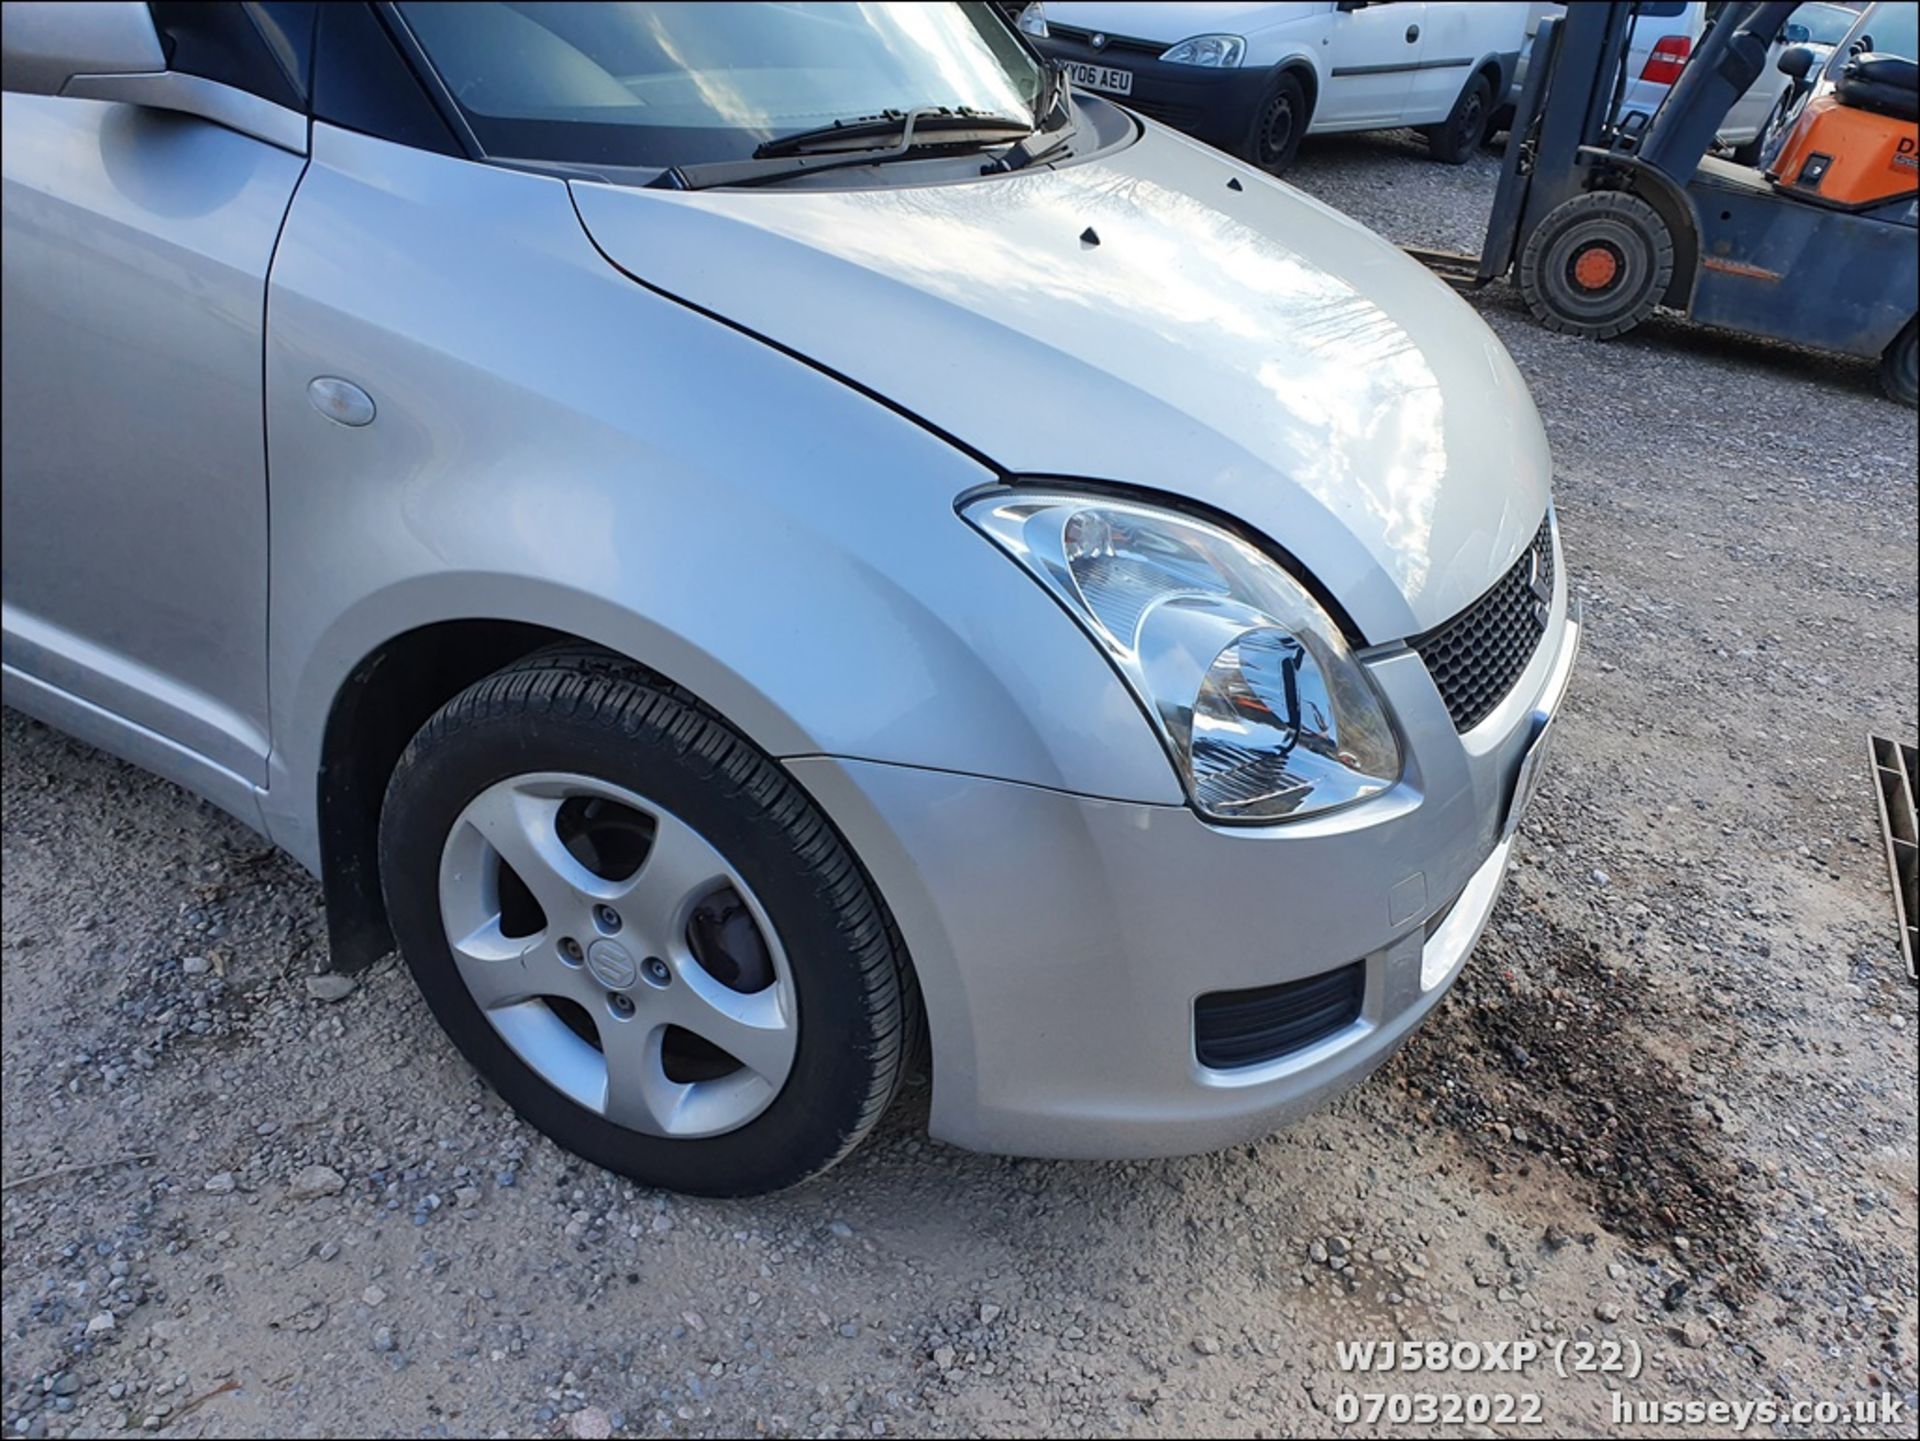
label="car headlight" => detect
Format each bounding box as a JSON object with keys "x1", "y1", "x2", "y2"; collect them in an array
[
  {"x1": 1015, "y1": 2, "x2": 1048, "y2": 39},
  {"x1": 963, "y1": 491, "x2": 1401, "y2": 822},
  {"x1": 1160, "y1": 33, "x2": 1245, "y2": 67}
]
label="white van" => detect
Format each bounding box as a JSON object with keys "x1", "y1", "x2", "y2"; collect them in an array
[{"x1": 1024, "y1": 2, "x2": 1532, "y2": 172}]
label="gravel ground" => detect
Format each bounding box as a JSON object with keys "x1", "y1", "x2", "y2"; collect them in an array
[{"x1": 4, "y1": 129, "x2": 1916, "y2": 1440}]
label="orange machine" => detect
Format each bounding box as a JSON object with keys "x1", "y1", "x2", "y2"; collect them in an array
[
  {"x1": 1458, "y1": 1, "x2": 1918, "y2": 405},
  {"x1": 1771, "y1": 86, "x2": 1920, "y2": 208}
]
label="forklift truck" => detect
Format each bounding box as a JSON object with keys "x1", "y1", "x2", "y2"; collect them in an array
[{"x1": 1421, "y1": 1, "x2": 1918, "y2": 403}]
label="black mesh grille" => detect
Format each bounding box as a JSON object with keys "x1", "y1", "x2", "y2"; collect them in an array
[
  {"x1": 1411, "y1": 516, "x2": 1556, "y2": 732},
  {"x1": 1116, "y1": 94, "x2": 1205, "y2": 130},
  {"x1": 1047, "y1": 24, "x2": 1167, "y2": 58},
  {"x1": 1194, "y1": 961, "x2": 1366, "y2": 1070}
]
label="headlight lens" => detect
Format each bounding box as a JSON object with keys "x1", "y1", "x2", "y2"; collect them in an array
[
  {"x1": 1160, "y1": 33, "x2": 1246, "y2": 67},
  {"x1": 963, "y1": 492, "x2": 1401, "y2": 822},
  {"x1": 1015, "y1": 2, "x2": 1048, "y2": 39}
]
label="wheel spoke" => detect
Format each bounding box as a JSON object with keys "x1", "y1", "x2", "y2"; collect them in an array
[
  {"x1": 619, "y1": 809, "x2": 733, "y2": 948},
  {"x1": 463, "y1": 782, "x2": 606, "y2": 925},
  {"x1": 662, "y1": 966, "x2": 797, "y2": 1084},
  {"x1": 600, "y1": 1022, "x2": 691, "y2": 1134},
  {"x1": 448, "y1": 917, "x2": 548, "y2": 1010},
  {"x1": 438, "y1": 770, "x2": 801, "y2": 1141}
]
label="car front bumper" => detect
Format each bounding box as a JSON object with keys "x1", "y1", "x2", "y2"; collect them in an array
[
  {"x1": 1035, "y1": 32, "x2": 1268, "y2": 151},
  {"x1": 788, "y1": 553, "x2": 1580, "y2": 1160}
]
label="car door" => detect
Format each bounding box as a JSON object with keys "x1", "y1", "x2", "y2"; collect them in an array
[
  {"x1": 1317, "y1": 1, "x2": 1429, "y2": 130},
  {"x1": 1403, "y1": 2, "x2": 1524, "y2": 124},
  {"x1": 0, "y1": 2, "x2": 311, "y2": 801}
]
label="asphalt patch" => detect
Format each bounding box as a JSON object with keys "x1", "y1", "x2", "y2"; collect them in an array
[{"x1": 1389, "y1": 908, "x2": 1765, "y2": 1302}]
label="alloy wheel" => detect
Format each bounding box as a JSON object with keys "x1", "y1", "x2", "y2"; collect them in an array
[{"x1": 437, "y1": 771, "x2": 797, "y2": 1139}]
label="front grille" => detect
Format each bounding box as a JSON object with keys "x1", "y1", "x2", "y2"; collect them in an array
[
  {"x1": 1194, "y1": 960, "x2": 1365, "y2": 1070},
  {"x1": 1411, "y1": 516, "x2": 1556, "y2": 732},
  {"x1": 1047, "y1": 24, "x2": 1166, "y2": 59},
  {"x1": 1118, "y1": 94, "x2": 1203, "y2": 130}
]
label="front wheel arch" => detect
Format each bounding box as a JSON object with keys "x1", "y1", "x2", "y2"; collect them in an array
[
  {"x1": 313, "y1": 616, "x2": 818, "y2": 975},
  {"x1": 1427, "y1": 67, "x2": 1499, "y2": 163},
  {"x1": 1285, "y1": 59, "x2": 1319, "y2": 118},
  {"x1": 316, "y1": 618, "x2": 577, "y2": 973},
  {"x1": 1242, "y1": 64, "x2": 1317, "y2": 174}
]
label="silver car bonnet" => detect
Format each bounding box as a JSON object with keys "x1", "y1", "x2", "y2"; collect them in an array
[{"x1": 569, "y1": 121, "x2": 1551, "y2": 641}]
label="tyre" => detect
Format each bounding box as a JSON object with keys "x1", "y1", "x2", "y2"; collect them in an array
[
  {"x1": 378, "y1": 647, "x2": 914, "y2": 1196},
  {"x1": 1241, "y1": 69, "x2": 1308, "y2": 176},
  {"x1": 1517, "y1": 191, "x2": 1675, "y2": 339},
  {"x1": 1730, "y1": 89, "x2": 1790, "y2": 167},
  {"x1": 1428, "y1": 71, "x2": 1494, "y2": 163},
  {"x1": 1881, "y1": 321, "x2": 1918, "y2": 407}
]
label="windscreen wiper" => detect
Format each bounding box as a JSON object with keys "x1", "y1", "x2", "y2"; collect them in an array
[
  {"x1": 754, "y1": 105, "x2": 1031, "y2": 158},
  {"x1": 656, "y1": 105, "x2": 1036, "y2": 191},
  {"x1": 984, "y1": 63, "x2": 1076, "y2": 173}
]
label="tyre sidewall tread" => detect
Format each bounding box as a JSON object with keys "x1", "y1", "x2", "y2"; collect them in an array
[
  {"x1": 1244, "y1": 70, "x2": 1308, "y2": 176},
  {"x1": 378, "y1": 648, "x2": 911, "y2": 1196},
  {"x1": 1880, "y1": 321, "x2": 1918, "y2": 407},
  {"x1": 1429, "y1": 72, "x2": 1493, "y2": 163},
  {"x1": 1518, "y1": 191, "x2": 1675, "y2": 339}
]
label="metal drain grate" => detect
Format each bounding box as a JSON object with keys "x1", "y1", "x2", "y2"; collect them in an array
[{"x1": 1868, "y1": 734, "x2": 1918, "y2": 981}]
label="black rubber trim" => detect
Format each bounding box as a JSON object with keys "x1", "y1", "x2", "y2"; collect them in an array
[
  {"x1": 1777, "y1": 179, "x2": 1920, "y2": 213},
  {"x1": 311, "y1": 1, "x2": 464, "y2": 157},
  {"x1": 1195, "y1": 960, "x2": 1365, "y2": 1069},
  {"x1": 1331, "y1": 56, "x2": 1473, "y2": 76},
  {"x1": 151, "y1": 0, "x2": 305, "y2": 110}
]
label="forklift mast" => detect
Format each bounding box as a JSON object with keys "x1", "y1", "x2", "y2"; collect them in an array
[
  {"x1": 1479, "y1": 0, "x2": 1798, "y2": 283},
  {"x1": 1637, "y1": 0, "x2": 1799, "y2": 183},
  {"x1": 1450, "y1": 0, "x2": 1917, "y2": 400},
  {"x1": 1477, "y1": 3, "x2": 1635, "y2": 281}
]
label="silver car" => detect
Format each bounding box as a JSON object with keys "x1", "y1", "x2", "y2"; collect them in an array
[{"x1": 1, "y1": 0, "x2": 1578, "y2": 1196}]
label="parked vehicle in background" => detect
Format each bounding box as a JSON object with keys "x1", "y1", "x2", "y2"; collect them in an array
[
  {"x1": 1820, "y1": 0, "x2": 1920, "y2": 73},
  {"x1": 1471, "y1": 0, "x2": 1915, "y2": 404},
  {"x1": 1020, "y1": 1, "x2": 1531, "y2": 173},
  {"x1": 1511, "y1": 1, "x2": 1804, "y2": 162},
  {"x1": 1761, "y1": 3, "x2": 1865, "y2": 152},
  {"x1": 3, "y1": 0, "x2": 1578, "y2": 1196},
  {"x1": 1763, "y1": 0, "x2": 1916, "y2": 166},
  {"x1": 1785, "y1": 0, "x2": 1868, "y2": 64}
]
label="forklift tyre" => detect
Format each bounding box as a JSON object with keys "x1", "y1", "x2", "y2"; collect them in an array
[
  {"x1": 1519, "y1": 191, "x2": 1675, "y2": 340},
  {"x1": 1881, "y1": 321, "x2": 1918, "y2": 407},
  {"x1": 1428, "y1": 72, "x2": 1495, "y2": 163}
]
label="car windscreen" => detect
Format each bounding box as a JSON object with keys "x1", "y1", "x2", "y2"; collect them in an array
[
  {"x1": 1822, "y1": 0, "x2": 1919, "y2": 79},
  {"x1": 1862, "y1": 1, "x2": 1919, "y2": 57},
  {"x1": 1788, "y1": 3, "x2": 1861, "y2": 47},
  {"x1": 392, "y1": 1, "x2": 1044, "y2": 169}
]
